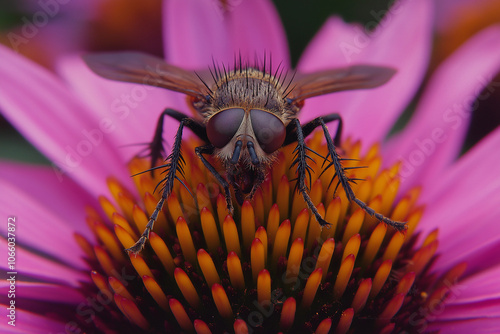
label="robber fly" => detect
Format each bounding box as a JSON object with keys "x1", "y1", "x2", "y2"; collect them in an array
[{"x1": 84, "y1": 52, "x2": 407, "y2": 253}]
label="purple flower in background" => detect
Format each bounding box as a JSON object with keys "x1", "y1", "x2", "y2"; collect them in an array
[{"x1": 1, "y1": 0, "x2": 163, "y2": 71}]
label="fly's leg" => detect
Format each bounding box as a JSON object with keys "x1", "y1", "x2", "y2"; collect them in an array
[
  {"x1": 147, "y1": 108, "x2": 208, "y2": 174},
  {"x1": 195, "y1": 144, "x2": 234, "y2": 215},
  {"x1": 288, "y1": 118, "x2": 330, "y2": 227},
  {"x1": 285, "y1": 114, "x2": 407, "y2": 231},
  {"x1": 127, "y1": 113, "x2": 207, "y2": 253}
]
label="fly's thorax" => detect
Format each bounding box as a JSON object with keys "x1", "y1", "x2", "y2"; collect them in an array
[{"x1": 207, "y1": 68, "x2": 293, "y2": 121}]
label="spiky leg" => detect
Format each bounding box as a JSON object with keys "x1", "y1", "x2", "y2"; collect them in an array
[
  {"x1": 226, "y1": 169, "x2": 245, "y2": 206},
  {"x1": 148, "y1": 108, "x2": 208, "y2": 173},
  {"x1": 284, "y1": 113, "x2": 343, "y2": 147},
  {"x1": 290, "y1": 118, "x2": 331, "y2": 227},
  {"x1": 287, "y1": 114, "x2": 407, "y2": 231},
  {"x1": 318, "y1": 117, "x2": 406, "y2": 230},
  {"x1": 127, "y1": 114, "x2": 206, "y2": 254},
  {"x1": 195, "y1": 144, "x2": 234, "y2": 214}
]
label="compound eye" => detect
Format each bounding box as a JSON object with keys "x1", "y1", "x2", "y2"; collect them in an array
[
  {"x1": 206, "y1": 108, "x2": 245, "y2": 148},
  {"x1": 250, "y1": 109, "x2": 286, "y2": 154}
]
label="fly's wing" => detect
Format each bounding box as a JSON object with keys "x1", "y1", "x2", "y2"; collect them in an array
[
  {"x1": 83, "y1": 51, "x2": 209, "y2": 99},
  {"x1": 288, "y1": 65, "x2": 396, "y2": 104}
]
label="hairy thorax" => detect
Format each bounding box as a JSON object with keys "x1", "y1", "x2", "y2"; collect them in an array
[{"x1": 202, "y1": 68, "x2": 295, "y2": 121}]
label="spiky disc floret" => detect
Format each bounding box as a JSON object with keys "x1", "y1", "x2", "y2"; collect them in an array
[{"x1": 76, "y1": 134, "x2": 466, "y2": 333}]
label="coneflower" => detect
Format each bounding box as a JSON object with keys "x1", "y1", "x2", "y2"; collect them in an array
[{"x1": 80, "y1": 133, "x2": 464, "y2": 333}]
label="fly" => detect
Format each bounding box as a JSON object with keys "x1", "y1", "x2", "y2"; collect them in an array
[{"x1": 84, "y1": 52, "x2": 407, "y2": 253}]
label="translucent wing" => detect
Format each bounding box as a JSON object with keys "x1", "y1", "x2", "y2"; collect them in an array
[
  {"x1": 83, "y1": 51, "x2": 209, "y2": 99},
  {"x1": 288, "y1": 65, "x2": 396, "y2": 104}
]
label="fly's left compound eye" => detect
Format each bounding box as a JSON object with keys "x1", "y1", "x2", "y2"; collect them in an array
[
  {"x1": 250, "y1": 109, "x2": 286, "y2": 153},
  {"x1": 206, "y1": 108, "x2": 245, "y2": 148}
]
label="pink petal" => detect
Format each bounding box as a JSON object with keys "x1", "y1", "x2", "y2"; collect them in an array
[
  {"x1": 448, "y1": 265, "x2": 500, "y2": 304},
  {"x1": 433, "y1": 214, "x2": 500, "y2": 277},
  {"x1": 384, "y1": 24, "x2": 500, "y2": 192},
  {"x1": 435, "y1": 301, "x2": 500, "y2": 321},
  {"x1": 420, "y1": 125, "x2": 500, "y2": 206},
  {"x1": 298, "y1": 17, "x2": 363, "y2": 71},
  {"x1": 423, "y1": 264, "x2": 500, "y2": 333},
  {"x1": 0, "y1": 238, "x2": 87, "y2": 285},
  {"x1": 298, "y1": 0, "x2": 432, "y2": 148},
  {"x1": 429, "y1": 318, "x2": 500, "y2": 334},
  {"x1": 0, "y1": 162, "x2": 95, "y2": 235},
  {"x1": 0, "y1": 308, "x2": 68, "y2": 333},
  {"x1": 163, "y1": 0, "x2": 289, "y2": 69},
  {"x1": 0, "y1": 162, "x2": 93, "y2": 268},
  {"x1": 435, "y1": 297, "x2": 500, "y2": 326},
  {"x1": 0, "y1": 45, "x2": 130, "y2": 197},
  {"x1": 415, "y1": 127, "x2": 500, "y2": 275},
  {"x1": 0, "y1": 282, "x2": 84, "y2": 304}
]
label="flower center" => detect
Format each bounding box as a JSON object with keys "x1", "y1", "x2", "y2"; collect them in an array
[{"x1": 77, "y1": 132, "x2": 465, "y2": 333}]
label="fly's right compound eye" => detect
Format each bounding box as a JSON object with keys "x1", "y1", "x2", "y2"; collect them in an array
[
  {"x1": 250, "y1": 109, "x2": 286, "y2": 153},
  {"x1": 206, "y1": 108, "x2": 245, "y2": 148}
]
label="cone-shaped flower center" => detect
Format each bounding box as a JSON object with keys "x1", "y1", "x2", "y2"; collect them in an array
[{"x1": 76, "y1": 132, "x2": 465, "y2": 333}]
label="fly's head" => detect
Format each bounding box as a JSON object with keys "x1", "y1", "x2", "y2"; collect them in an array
[{"x1": 204, "y1": 67, "x2": 293, "y2": 194}]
